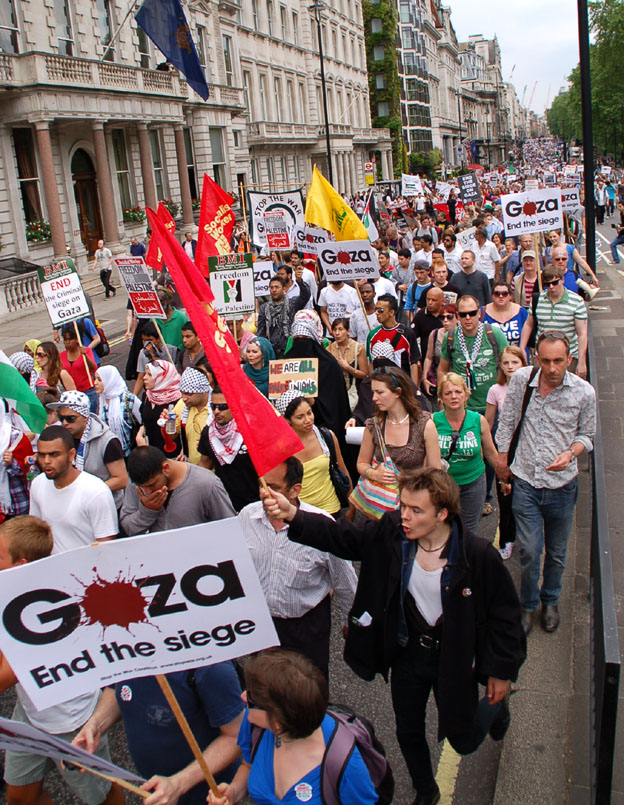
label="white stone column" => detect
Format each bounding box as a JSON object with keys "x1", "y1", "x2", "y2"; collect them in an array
[{"x1": 336, "y1": 150, "x2": 345, "y2": 193}]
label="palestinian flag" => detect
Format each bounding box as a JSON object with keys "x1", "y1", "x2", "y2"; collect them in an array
[
  {"x1": 0, "y1": 352, "x2": 47, "y2": 433},
  {"x1": 362, "y1": 190, "x2": 379, "y2": 242}
]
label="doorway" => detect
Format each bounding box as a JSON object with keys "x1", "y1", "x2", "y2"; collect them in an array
[{"x1": 72, "y1": 149, "x2": 103, "y2": 256}]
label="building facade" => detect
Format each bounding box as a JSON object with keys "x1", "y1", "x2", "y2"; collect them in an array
[{"x1": 0, "y1": 0, "x2": 392, "y2": 271}]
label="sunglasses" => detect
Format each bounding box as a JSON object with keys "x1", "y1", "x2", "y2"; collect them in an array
[
  {"x1": 493, "y1": 291, "x2": 510, "y2": 297},
  {"x1": 537, "y1": 330, "x2": 570, "y2": 347},
  {"x1": 210, "y1": 403, "x2": 229, "y2": 411},
  {"x1": 246, "y1": 690, "x2": 262, "y2": 710},
  {"x1": 440, "y1": 314, "x2": 455, "y2": 321},
  {"x1": 458, "y1": 309, "x2": 479, "y2": 318},
  {"x1": 543, "y1": 279, "x2": 561, "y2": 288},
  {"x1": 35, "y1": 352, "x2": 46, "y2": 358},
  {"x1": 58, "y1": 414, "x2": 79, "y2": 423},
  {"x1": 374, "y1": 307, "x2": 388, "y2": 314}
]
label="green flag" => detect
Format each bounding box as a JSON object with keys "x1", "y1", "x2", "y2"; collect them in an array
[{"x1": 0, "y1": 353, "x2": 47, "y2": 433}]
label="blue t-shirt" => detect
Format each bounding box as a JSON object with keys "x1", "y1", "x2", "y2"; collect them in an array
[
  {"x1": 405, "y1": 282, "x2": 432, "y2": 312},
  {"x1": 115, "y1": 664, "x2": 243, "y2": 804},
  {"x1": 239, "y1": 711, "x2": 377, "y2": 804},
  {"x1": 481, "y1": 306, "x2": 528, "y2": 347},
  {"x1": 78, "y1": 317, "x2": 100, "y2": 365}
]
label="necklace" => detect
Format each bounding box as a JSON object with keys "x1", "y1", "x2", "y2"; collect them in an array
[
  {"x1": 418, "y1": 539, "x2": 449, "y2": 553},
  {"x1": 388, "y1": 412, "x2": 409, "y2": 425}
]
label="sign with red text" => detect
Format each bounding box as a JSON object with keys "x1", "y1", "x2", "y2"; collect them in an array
[
  {"x1": 561, "y1": 187, "x2": 582, "y2": 212},
  {"x1": 268, "y1": 358, "x2": 318, "y2": 399},
  {"x1": 247, "y1": 190, "x2": 305, "y2": 248},
  {"x1": 501, "y1": 187, "x2": 563, "y2": 235},
  {"x1": 208, "y1": 252, "x2": 255, "y2": 315},
  {"x1": 317, "y1": 240, "x2": 380, "y2": 281},
  {"x1": 0, "y1": 520, "x2": 278, "y2": 709},
  {"x1": 37, "y1": 258, "x2": 90, "y2": 327},
  {"x1": 291, "y1": 225, "x2": 329, "y2": 255},
  {"x1": 114, "y1": 256, "x2": 165, "y2": 319},
  {"x1": 263, "y1": 211, "x2": 292, "y2": 249}
]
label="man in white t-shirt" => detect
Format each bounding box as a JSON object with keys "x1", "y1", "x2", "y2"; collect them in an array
[
  {"x1": 29, "y1": 425, "x2": 118, "y2": 553},
  {"x1": 91, "y1": 238, "x2": 116, "y2": 298},
  {"x1": 0, "y1": 515, "x2": 123, "y2": 805},
  {"x1": 472, "y1": 226, "x2": 501, "y2": 282},
  {"x1": 317, "y1": 281, "x2": 360, "y2": 332}
]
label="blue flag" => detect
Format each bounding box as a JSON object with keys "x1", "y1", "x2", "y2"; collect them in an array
[{"x1": 136, "y1": 0, "x2": 209, "y2": 101}]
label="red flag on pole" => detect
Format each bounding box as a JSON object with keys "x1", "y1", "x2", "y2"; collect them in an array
[
  {"x1": 146, "y1": 203, "x2": 177, "y2": 274},
  {"x1": 195, "y1": 174, "x2": 236, "y2": 278},
  {"x1": 146, "y1": 208, "x2": 303, "y2": 477}
]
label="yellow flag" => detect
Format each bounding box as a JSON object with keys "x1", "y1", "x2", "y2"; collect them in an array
[{"x1": 305, "y1": 167, "x2": 369, "y2": 241}]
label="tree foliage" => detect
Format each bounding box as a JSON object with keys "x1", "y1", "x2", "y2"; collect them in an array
[{"x1": 547, "y1": 0, "x2": 624, "y2": 159}]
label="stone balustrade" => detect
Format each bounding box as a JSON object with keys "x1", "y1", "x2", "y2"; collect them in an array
[{"x1": 0, "y1": 271, "x2": 44, "y2": 322}]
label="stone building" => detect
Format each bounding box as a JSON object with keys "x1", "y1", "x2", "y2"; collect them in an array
[{"x1": 0, "y1": 0, "x2": 392, "y2": 274}]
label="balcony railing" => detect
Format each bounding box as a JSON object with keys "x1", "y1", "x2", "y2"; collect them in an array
[{"x1": 0, "y1": 271, "x2": 44, "y2": 321}]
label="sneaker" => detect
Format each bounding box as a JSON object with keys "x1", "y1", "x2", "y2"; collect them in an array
[
  {"x1": 482, "y1": 502, "x2": 493, "y2": 516},
  {"x1": 489, "y1": 696, "x2": 511, "y2": 741},
  {"x1": 499, "y1": 543, "x2": 514, "y2": 560}
]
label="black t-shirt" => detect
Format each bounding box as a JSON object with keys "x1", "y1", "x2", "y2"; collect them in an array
[
  {"x1": 411, "y1": 310, "x2": 443, "y2": 360},
  {"x1": 73, "y1": 436, "x2": 124, "y2": 464},
  {"x1": 197, "y1": 427, "x2": 260, "y2": 512}
]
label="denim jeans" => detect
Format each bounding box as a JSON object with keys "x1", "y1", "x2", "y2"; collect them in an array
[
  {"x1": 459, "y1": 472, "x2": 487, "y2": 534},
  {"x1": 610, "y1": 234, "x2": 624, "y2": 263},
  {"x1": 83, "y1": 385, "x2": 99, "y2": 413},
  {"x1": 390, "y1": 639, "x2": 502, "y2": 794},
  {"x1": 511, "y1": 476, "x2": 578, "y2": 611}
]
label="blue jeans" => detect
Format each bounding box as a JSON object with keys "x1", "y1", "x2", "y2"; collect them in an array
[
  {"x1": 83, "y1": 385, "x2": 98, "y2": 413},
  {"x1": 511, "y1": 476, "x2": 578, "y2": 611},
  {"x1": 459, "y1": 472, "x2": 487, "y2": 534},
  {"x1": 610, "y1": 234, "x2": 624, "y2": 263}
]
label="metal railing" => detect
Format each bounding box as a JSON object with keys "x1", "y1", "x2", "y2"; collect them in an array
[{"x1": 587, "y1": 317, "x2": 621, "y2": 803}]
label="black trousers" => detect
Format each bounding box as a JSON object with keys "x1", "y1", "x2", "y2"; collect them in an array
[
  {"x1": 99, "y1": 268, "x2": 114, "y2": 296},
  {"x1": 272, "y1": 594, "x2": 331, "y2": 679},
  {"x1": 496, "y1": 479, "x2": 516, "y2": 549},
  {"x1": 390, "y1": 637, "x2": 502, "y2": 795}
]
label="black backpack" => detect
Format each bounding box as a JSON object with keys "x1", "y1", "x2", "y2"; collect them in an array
[
  {"x1": 251, "y1": 704, "x2": 395, "y2": 804},
  {"x1": 94, "y1": 321, "x2": 110, "y2": 358}
]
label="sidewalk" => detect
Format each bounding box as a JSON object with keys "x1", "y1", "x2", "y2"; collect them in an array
[{"x1": 494, "y1": 245, "x2": 624, "y2": 803}]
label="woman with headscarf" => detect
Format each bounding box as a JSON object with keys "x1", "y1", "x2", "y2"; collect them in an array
[
  {"x1": 243, "y1": 337, "x2": 275, "y2": 397},
  {"x1": 0, "y1": 399, "x2": 32, "y2": 523},
  {"x1": 94, "y1": 365, "x2": 142, "y2": 457},
  {"x1": 9, "y1": 352, "x2": 38, "y2": 391},
  {"x1": 23, "y1": 339, "x2": 42, "y2": 370},
  {"x1": 137, "y1": 361, "x2": 181, "y2": 454}
]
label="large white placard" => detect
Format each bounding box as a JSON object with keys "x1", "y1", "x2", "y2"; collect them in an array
[
  {"x1": 456, "y1": 227, "x2": 476, "y2": 253},
  {"x1": 317, "y1": 240, "x2": 380, "y2": 281},
  {"x1": 291, "y1": 225, "x2": 329, "y2": 255},
  {"x1": 561, "y1": 187, "x2": 582, "y2": 212},
  {"x1": 401, "y1": 174, "x2": 423, "y2": 197},
  {"x1": 253, "y1": 260, "x2": 274, "y2": 297},
  {"x1": 37, "y1": 259, "x2": 90, "y2": 327},
  {"x1": 0, "y1": 520, "x2": 278, "y2": 709},
  {"x1": 501, "y1": 187, "x2": 563, "y2": 235},
  {"x1": 247, "y1": 190, "x2": 305, "y2": 247},
  {"x1": 114, "y1": 256, "x2": 165, "y2": 319}
]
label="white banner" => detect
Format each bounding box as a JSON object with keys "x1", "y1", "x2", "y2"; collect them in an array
[
  {"x1": 291, "y1": 225, "x2": 329, "y2": 256},
  {"x1": 436, "y1": 181, "x2": 451, "y2": 202},
  {"x1": 501, "y1": 188, "x2": 563, "y2": 235},
  {"x1": 601, "y1": 165, "x2": 612, "y2": 176},
  {"x1": 561, "y1": 187, "x2": 582, "y2": 212},
  {"x1": 456, "y1": 226, "x2": 476, "y2": 253},
  {"x1": 401, "y1": 174, "x2": 423, "y2": 197},
  {"x1": 0, "y1": 716, "x2": 143, "y2": 783},
  {"x1": 0, "y1": 521, "x2": 278, "y2": 710},
  {"x1": 524, "y1": 178, "x2": 539, "y2": 192},
  {"x1": 253, "y1": 260, "x2": 274, "y2": 297},
  {"x1": 317, "y1": 241, "x2": 380, "y2": 281},
  {"x1": 247, "y1": 190, "x2": 305, "y2": 247},
  {"x1": 37, "y1": 259, "x2": 90, "y2": 328}
]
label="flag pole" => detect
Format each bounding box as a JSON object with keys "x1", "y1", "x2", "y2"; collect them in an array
[
  {"x1": 73, "y1": 321, "x2": 93, "y2": 386},
  {"x1": 68, "y1": 762, "x2": 149, "y2": 799},
  {"x1": 99, "y1": 0, "x2": 139, "y2": 61},
  {"x1": 156, "y1": 675, "x2": 221, "y2": 798},
  {"x1": 151, "y1": 318, "x2": 175, "y2": 364}
]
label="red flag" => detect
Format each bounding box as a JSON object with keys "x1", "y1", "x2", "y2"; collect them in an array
[
  {"x1": 147, "y1": 209, "x2": 303, "y2": 478},
  {"x1": 146, "y1": 203, "x2": 177, "y2": 273},
  {"x1": 195, "y1": 173, "x2": 236, "y2": 278}
]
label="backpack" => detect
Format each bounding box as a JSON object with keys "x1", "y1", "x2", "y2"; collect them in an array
[
  {"x1": 94, "y1": 320, "x2": 110, "y2": 358},
  {"x1": 251, "y1": 705, "x2": 395, "y2": 805},
  {"x1": 446, "y1": 322, "x2": 500, "y2": 369}
]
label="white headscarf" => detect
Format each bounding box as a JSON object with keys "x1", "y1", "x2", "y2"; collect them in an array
[
  {"x1": 97, "y1": 365, "x2": 128, "y2": 439},
  {"x1": 0, "y1": 400, "x2": 24, "y2": 515}
]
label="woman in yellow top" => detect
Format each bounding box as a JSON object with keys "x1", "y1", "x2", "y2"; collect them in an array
[{"x1": 277, "y1": 392, "x2": 352, "y2": 517}]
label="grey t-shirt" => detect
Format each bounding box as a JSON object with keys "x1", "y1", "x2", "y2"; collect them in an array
[{"x1": 120, "y1": 463, "x2": 236, "y2": 535}]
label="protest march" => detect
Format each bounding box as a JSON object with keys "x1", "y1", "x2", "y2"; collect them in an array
[{"x1": 3, "y1": 132, "x2": 621, "y2": 805}]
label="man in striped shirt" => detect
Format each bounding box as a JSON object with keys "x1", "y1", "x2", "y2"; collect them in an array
[
  {"x1": 238, "y1": 457, "x2": 357, "y2": 679},
  {"x1": 519, "y1": 264, "x2": 588, "y2": 378}
]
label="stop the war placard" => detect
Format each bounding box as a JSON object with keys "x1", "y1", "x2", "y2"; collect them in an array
[
  {"x1": 37, "y1": 258, "x2": 90, "y2": 327},
  {"x1": 501, "y1": 187, "x2": 563, "y2": 235},
  {"x1": 114, "y1": 256, "x2": 165, "y2": 319},
  {"x1": 208, "y1": 253, "x2": 255, "y2": 316},
  {"x1": 317, "y1": 240, "x2": 380, "y2": 281},
  {"x1": 0, "y1": 520, "x2": 278, "y2": 710}
]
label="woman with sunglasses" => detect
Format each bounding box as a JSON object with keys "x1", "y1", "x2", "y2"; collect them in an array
[
  {"x1": 481, "y1": 281, "x2": 528, "y2": 347},
  {"x1": 422, "y1": 303, "x2": 457, "y2": 400},
  {"x1": 33, "y1": 341, "x2": 76, "y2": 393},
  {"x1": 546, "y1": 229, "x2": 598, "y2": 290},
  {"x1": 434, "y1": 373, "x2": 499, "y2": 533},
  {"x1": 208, "y1": 649, "x2": 377, "y2": 805}
]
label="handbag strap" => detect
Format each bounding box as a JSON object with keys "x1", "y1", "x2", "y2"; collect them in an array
[
  {"x1": 374, "y1": 419, "x2": 398, "y2": 473},
  {"x1": 445, "y1": 413, "x2": 466, "y2": 461}
]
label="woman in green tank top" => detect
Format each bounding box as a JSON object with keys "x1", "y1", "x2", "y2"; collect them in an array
[{"x1": 433, "y1": 372, "x2": 499, "y2": 533}]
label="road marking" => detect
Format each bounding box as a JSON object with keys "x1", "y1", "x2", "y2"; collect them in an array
[
  {"x1": 108, "y1": 335, "x2": 127, "y2": 347},
  {"x1": 596, "y1": 229, "x2": 624, "y2": 261},
  {"x1": 436, "y1": 739, "x2": 462, "y2": 803}
]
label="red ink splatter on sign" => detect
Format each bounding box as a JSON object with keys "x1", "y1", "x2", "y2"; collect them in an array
[
  {"x1": 76, "y1": 569, "x2": 149, "y2": 632},
  {"x1": 522, "y1": 201, "x2": 537, "y2": 216},
  {"x1": 337, "y1": 251, "x2": 351, "y2": 265},
  {"x1": 305, "y1": 234, "x2": 314, "y2": 243}
]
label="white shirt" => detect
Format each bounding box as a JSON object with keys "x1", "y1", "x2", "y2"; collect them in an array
[
  {"x1": 350, "y1": 307, "x2": 379, "y2": 344},
  {"x1": 317, "y1": 284, "x2": 360, "y2": 323},
  {"x1": 413, "y1": 249, "x2": 433, "y2": 267},
  {"x1": 183, "y1": 240, "x2": 195, "y2": 258},
  {"x1": 472, "y1": 239, "x2": 500, "y2": 280},
  {"x1": 301, "y1": 267, "x2": 317, "y2": 310},
  {"x1": 30, "y1": 471, "x2": 118, "y2": 554},
  {"x1": 441, "y1": 244, "x2": 463, "y2": 274},
  {"x1": 371, "y1": 276, "x2": 398, "y2": 300},
  {"x1": 94, "y1": 247, "x2": 112, "y2": 271},
  {"x1": 17, "y1": 684, "x2": 99, "y2": 735},
  {"x1": 238, "y1": 500, "x2": 357, "y2": 619},
  {"x1": 408, "y1": 559, "x2": 443, "y2": 626}
]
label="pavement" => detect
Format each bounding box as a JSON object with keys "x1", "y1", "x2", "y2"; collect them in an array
[{"x1": 0, "y1": 225, "x2": 623, "y2": 803}]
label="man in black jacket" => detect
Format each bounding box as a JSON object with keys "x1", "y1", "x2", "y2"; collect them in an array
[{"x1": 262, "y1": 467, "x2": 525, "y2": 805}]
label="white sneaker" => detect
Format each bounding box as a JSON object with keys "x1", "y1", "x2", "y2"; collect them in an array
[{"x1": 499, "y1": 543, "x2": 514, "y2": 560}]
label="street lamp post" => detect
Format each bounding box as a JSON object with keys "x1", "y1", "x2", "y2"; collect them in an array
[
  {"x1": 310, "y1": 1, "x2": 333, "y2": 185},
  {"x1": 457, "y1": 92, "x2": 464, "y2": 168}
]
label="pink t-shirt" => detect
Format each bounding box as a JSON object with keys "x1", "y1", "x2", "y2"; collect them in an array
[{"x1": 486, "y1": 382, "x2": 508, "y2": 412}]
